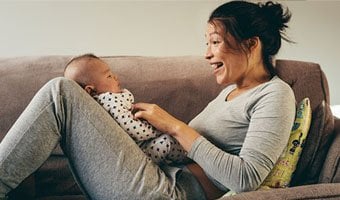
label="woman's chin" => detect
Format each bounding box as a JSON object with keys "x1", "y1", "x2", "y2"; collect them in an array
[
  {"x1": 215, "y1": 78, "x2": 225, "y2": 85},
  {"x1": 215, "y1": 76, "x2": 231, "y2": 86}
]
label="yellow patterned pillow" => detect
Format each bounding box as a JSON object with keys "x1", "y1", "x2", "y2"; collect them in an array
[{"x1": 260, "y1": 98, "x2": 312, "y2": 188}]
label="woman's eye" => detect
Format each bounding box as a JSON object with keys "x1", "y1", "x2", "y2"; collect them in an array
[
  {"x1": 206, "y1": 41, "x2": 219, "y2": 46},
  {"x1": 107, "y1": 75, "x2": 112, "y2": 78},
  {"x1": 212, "y1": 40, "x2": 220, "y2": 45}
]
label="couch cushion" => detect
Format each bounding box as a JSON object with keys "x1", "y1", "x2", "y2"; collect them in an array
[
  {"x1": 275, "y1": 60, "x2": 335, "y2": 186},
  {"x1": 290, "y1": 101, "x2": 335, "y2": 186},
  {"x1": 319, "y1": 118, "x2": 340, "y2": 183},
  {"x1": 222, "y1": 183, "x2": 340, "y2": 200}
]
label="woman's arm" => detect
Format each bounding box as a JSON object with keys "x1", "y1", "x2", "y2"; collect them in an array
[
  {"x1": 133, "y1": 103, "x2": 200, "y2": 151},
  {"x1": 133, "y1": 82, "x2": 295, "y2": 193},
  {"x1": 133, "y1": 103, "x2": 227, "y2": 199},
  {"x1": 188, "y1": 83, "x2": 296, "y2": 192}
]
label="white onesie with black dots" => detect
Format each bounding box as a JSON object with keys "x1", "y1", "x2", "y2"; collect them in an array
[{"x1": 94, "y1": 89, "x2": 186, "y2": 165}]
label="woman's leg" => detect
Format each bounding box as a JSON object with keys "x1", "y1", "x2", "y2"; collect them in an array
[
  {"x1": 0, "y1": 78, "x2": 63, "y2": 198},
  {"x1": 0, "y1": 77, "x2": 189, "y2": 200}
]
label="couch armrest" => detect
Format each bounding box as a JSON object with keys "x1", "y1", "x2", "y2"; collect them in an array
[{"x1": 219, "y1": 183, "x2": 340, "y2": 200}]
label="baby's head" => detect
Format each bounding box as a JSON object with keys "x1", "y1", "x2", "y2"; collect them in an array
[{"x1": 64, "y1": 53, "x2": 122, "y2": 96}]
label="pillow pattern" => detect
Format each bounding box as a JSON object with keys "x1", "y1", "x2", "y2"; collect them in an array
[{"x1": 260, "y1": 98, "x2": 312, "y2": 188}]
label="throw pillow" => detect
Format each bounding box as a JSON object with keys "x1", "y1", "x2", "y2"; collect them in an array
[
  {"x1": 261, "y1": 98, "x2": 312, "y2": 188},
  {"x1": 290, "y1": 100, "x2": 335, "y2": 186}
]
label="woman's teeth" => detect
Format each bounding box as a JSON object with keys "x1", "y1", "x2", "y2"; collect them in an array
[{"x1": 211, "y1": 62, "x2": 223, "y2": 69}]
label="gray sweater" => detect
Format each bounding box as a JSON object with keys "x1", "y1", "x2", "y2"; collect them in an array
[{"x1": 188, "y1": 76, "x2": 295, "y2": 193}]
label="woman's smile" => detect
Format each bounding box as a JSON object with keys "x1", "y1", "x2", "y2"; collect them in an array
[{"x1": 211, "y1": 62, "x2": 224, "y2": 74}]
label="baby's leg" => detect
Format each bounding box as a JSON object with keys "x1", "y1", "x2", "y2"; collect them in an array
[
  {"x1": 166, "y1": 135, "x2": 187, "y2": 164},
  {"x1": 141, "y1": 135, "x2": 171, "y2": 164},
  {"x1": 142, "y1": 134, "x2": 187, "y2": 165}
]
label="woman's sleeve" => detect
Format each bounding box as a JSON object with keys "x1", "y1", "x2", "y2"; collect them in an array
[{"x1": 187, "y1": 83, "x2": 296, "y2": 193}]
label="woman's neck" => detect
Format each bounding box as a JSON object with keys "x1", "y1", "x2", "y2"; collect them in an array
[
  {"x1": 235, "y1": 62, "x2": 271, "y2": 90},
  {"x1": 226, "y1": 63, "x2": 271, "y2": 101}
]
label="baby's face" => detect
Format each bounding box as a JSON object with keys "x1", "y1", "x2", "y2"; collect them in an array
[{"x1": 91, "y1": 60, "x2": 122, "y2": 94}]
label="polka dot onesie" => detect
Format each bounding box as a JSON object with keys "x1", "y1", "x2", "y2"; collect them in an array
[{"x1": 94, "y1": 89, "x2": 186, "y2": 165}]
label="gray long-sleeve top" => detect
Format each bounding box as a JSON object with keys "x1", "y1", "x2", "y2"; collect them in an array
[{"x1": 188, "y1": 76, "x2": 296, "y2": 193}]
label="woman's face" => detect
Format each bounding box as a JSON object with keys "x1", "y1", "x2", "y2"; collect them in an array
[{"x1": 205, "y1": 22, "x2": 248, "y2": 86}]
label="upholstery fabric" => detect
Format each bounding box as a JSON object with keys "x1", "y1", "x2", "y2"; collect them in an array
[
  {"x1": 275, "y1": 60, "x2": 337, "y2": 187},
  {"x1": 319, "y1": 118, "x2": 340, "y2": 183},
  {"x1": 224, "y1": 183, "x2": 340, "y2": 200},
  {"x1": 275, "y1": 60, "x2": 330, "y2": 109},
  {"x1": 291, "y1": 101, "x2": 335, "y2": 186}
]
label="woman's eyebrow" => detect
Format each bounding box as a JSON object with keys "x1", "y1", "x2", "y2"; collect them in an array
[
  {"x1": 205, "y1": 31, "x2": 220, "y2": 38},
  {"x1": 210, "y1": 31, "x2": 220, "y2": 36}
]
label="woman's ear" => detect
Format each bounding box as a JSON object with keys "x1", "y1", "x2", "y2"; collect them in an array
[
  {"x1": 84, "y1": 85, "x2": 97, "y2": 96},
  {"x1": 247, "y1": 37, "x2": 260, "y2": 51}
]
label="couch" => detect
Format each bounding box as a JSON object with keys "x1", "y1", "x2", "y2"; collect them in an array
[{"x1": 0, "y1": 56, "x2": 339, "y2": 200}]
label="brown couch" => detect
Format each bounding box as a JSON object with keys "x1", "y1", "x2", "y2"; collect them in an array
[{"x1": 0, "y1": 56, "x2": 339, "y2": 200}]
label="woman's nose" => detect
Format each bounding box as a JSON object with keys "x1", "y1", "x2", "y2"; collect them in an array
[{"x1": 205, "y1": 46, "x2": 213, "y2": 60}]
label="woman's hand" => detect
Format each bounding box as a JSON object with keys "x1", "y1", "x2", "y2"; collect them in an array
[
  {"x1": 132, "y1": 102, "x2": 201, "y2": 151},
  {"x1": 132, "y1": 103, "x2": 183, "y2": 135}
]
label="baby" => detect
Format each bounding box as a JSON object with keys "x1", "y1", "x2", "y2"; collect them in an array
[{"x1": 64, "y1": 53, "x2": 187, "y2": 165}]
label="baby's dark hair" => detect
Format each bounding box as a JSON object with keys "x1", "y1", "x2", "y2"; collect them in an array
[
  {"x1": 208, "y1": 1, "x2": 292, "y2": 77},
  {"x1": 64, "y1": 53, "x2": 100, "y2": 73}
]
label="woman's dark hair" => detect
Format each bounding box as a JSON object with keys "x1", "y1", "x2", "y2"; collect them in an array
[{"x1": 208, "y1": 1, "x2": 292, "y2": 77}]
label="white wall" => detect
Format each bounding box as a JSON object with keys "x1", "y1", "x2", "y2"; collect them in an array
[
  {"x1": 0, "y1": 0, "x2": 339, "y2": 104},
  {"x1": 279, "y1": 1, "x2": 340, "y2": 106}
]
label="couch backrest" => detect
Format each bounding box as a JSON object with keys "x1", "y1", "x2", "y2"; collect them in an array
[
  {"x1": 0, "y1": 56, "x2": 70, "y2": 141},
  {"x1": 0, "y1": 56, "x2": 223, "y2": 141},
  {"x1": 102, "y1": 56, "x2": 223, "y2": 124},
  {"x1": 275, "y1": 59, "x2": 330, "y2": 110},
  {"x1": 275, "y1": 60, "x2": 335, "y2": 185}
]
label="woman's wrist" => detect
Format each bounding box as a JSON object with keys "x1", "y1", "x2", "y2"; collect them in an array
[
  {"x1": 170, "y1": 122, "x2": 201, "y2": 152},
  {"x1": 169, "y1": 120, "x2": 186, "y2": 135}
]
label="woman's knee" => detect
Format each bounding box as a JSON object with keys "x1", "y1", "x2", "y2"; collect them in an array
[
  {"x1": 43, "y1": 77, "x2": 82, "y2": 94},
  {"x1": 47, "y1": 77, "x2": 78, "y2": 88},
  {"x1": 31, "y1": 77, "x2": 86, "y2": 104}
]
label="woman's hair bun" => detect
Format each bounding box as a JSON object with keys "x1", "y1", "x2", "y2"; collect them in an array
[{"x1": 259, "y1": 1, "x2": 291, "y2": 32}]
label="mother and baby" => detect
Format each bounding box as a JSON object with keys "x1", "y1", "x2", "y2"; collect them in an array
[{"x1": 0, "y1": 1, "x2": 296, "y2": 199}]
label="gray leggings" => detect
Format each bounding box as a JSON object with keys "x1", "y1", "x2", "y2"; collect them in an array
[{"x1": 0, "y1": 77, "x2": 206, "y2": 200}]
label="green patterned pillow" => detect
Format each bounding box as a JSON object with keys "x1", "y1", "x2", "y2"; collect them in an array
[{"x1": 260, "y1": 98, "x2": 312, "y2": 188}]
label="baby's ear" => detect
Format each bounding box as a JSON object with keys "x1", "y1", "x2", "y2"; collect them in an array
[{"x1": 84, "y1": 85, "x2": 97, "y2": 96}]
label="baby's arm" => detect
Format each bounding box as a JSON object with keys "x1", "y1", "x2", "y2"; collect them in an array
[
  {"x1": 115, "y1": 111, "x2": 161, "y2": 141},
  {"x1": 97, "y1": 92, "x2": 161, "y2": 141}
]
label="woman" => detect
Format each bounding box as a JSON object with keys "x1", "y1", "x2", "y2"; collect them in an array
[{"x1": 0, "y1": 1, "x2": 295, "y2": 199}]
